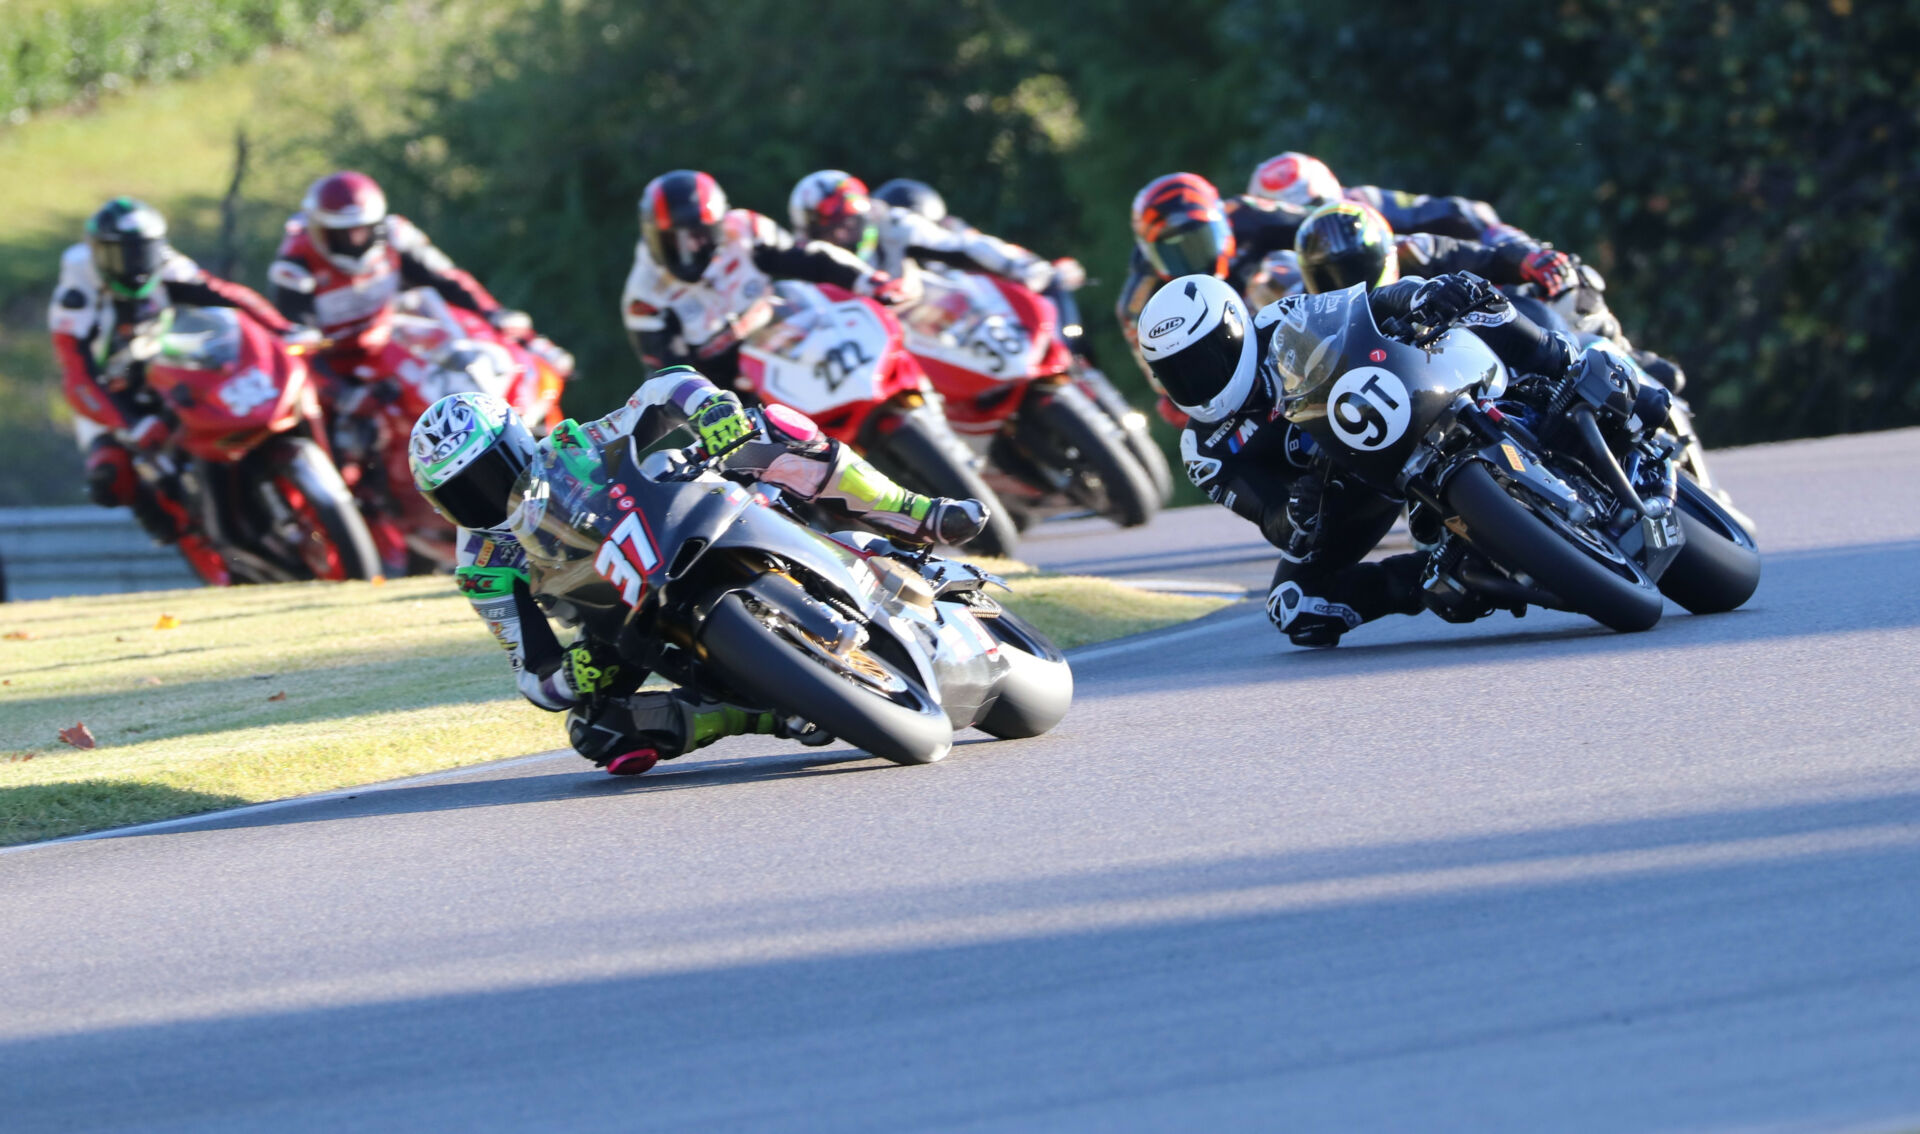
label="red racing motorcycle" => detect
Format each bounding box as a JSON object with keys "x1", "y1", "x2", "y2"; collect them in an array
[
  {"x1": 737, "y1": 280, "x2": 1019, "y2": 557},
  {"x1": 898, "y1": 265, "x2": 1172, "y2": 531},
  {"x1": 133, "y1": 305, "x2": 378, "y2": 584}
]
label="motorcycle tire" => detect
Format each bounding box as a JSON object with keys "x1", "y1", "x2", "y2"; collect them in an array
[
  {"x1": 1445, "y1": 460, "x2": 1664, "y2": 633},
  {"x1": 871, "y1": 411, "x2": 1021, "y2": 560},
  {"x1": 972, "y1": 607, "x2": 1074, "y2": 740},
  {"x1": 267, "y1": 437, "x2": 381, "y2": 582},
  {"x1": 700, "y1": 592, "x2": 955, "y2": 766},
  {"x1": 1034, "y1": 384, "x2": 1159, "y2": 528},
  {"x1": 1657, "y1": 477, "x2": 1761, "y2": 615},
  {"x1": 1075, "y1": 366, "x2": 1176, "y2": 506}
]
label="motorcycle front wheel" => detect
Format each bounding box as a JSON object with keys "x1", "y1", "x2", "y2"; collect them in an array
[
  {"x1": 1445, "y1": 460, "x2": 1664, "y2": 633},
  {"x1": 699, "y1": 592, "x2": 954, "y2": 765},
  {"x1": 264, "y1": 437, "x2": 381, "y2": 582},
  {"x1": 1658, "y1": 477, "x2": 1761, "y2": 614},
  {"x1": 1031, "y1": 384, "x2": 1159, "y2": 528}
]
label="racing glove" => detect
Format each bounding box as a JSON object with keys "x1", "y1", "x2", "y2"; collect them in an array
[
  {"x1": 690, "y1": 392, "x2": 754, "y2": 457},
  {"x1": 1267, "y1": 472, "x2": 1327, "y2": 565},
  {"x1": 1409, "y1": 272, "x2": 1498, "y2": 326},
  {"x1": 1519, "y1": 248, "x2": 1579, "y2": 298},
  {"x1": 566, "y1": 639, "x2": 623, "y2": 700},
  {"x1": 857, "y1": 272, "x2": 915, "y2": 306}
]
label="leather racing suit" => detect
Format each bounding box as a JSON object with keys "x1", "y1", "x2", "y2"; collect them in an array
[
  {"x1": 1181, "y1": 276, "x2": 1576, "y2": 646},
  {"x1": 620, "y1": 209, "x2": 886, "y2": 379},
  {"x1": 451, "y1": 365, "x2": 971, "y2": 768},
  {"x1": 49, "y1": 241, "x2": 294, "y2": 544}
]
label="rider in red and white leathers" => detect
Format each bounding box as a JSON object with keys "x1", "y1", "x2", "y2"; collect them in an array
[
  {"x1": 267, "y1": 170, "x2": 567, "y2": 382},
  {"x1": 51, "y1": 197, "x2": 296, "y2": 548},
  {"x1": 620, "y1": 169, "x2": 906, "y2": 379}
]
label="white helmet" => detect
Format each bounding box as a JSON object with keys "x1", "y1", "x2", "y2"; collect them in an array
[
  {"x1": 1136, "y1": 275, "x2": 1256, "y2": 424},
  {"x1": 408, "y1": 392, "x2": 537, "y2": 531},
  {"x1": 1247, "y1": 152, "x2": 1344, "y2": 208}
]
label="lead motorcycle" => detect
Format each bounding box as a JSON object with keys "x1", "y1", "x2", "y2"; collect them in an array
[
  {"x1": 1278, "y1": 281, "x2": 1760, "y2": 633},
  {"x1": 508, "y1": 422, "x2": 1074, "y2": 766}
]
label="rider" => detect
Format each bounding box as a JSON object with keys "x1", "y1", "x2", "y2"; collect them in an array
[
  {"x1": 267, "y1": 170, "x2": 569, "y2": 381},
  {"x1": 620, "y1": 169, "x2": 908, "y2": 378},
  {"x1": 1246, "y1": 151, "x2": 1518, "y2": 244},
  {"x1": 1294, "y1": 199, "x2": 1580, "y2": 301},
  {"x1": 789, "y1": 170, "x2": 1079, "y2": 294},
  {"x1": 1113, "y1": 172, "x2": 1311, "y2": 424},
  {"x1": 50, "y1": 197, "x2": 297, "y2": 558},
  {"x1": 1135, "y1": 270, "x2": 1588, "y2": 648},
  {"x1": 409, "y1": 364, "x2": 989, "y2": 775}
]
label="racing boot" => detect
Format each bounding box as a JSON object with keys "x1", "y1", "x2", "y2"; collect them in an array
[
  {"x1": 1267, "y1": 554, "x2": 1425, "y2": 648},
  {"x1": 567, "y1": 689, "x2": 829, "y2": 776},
  {"x1": 809, "y1": 443, "x2": 989, "y2": 547}
]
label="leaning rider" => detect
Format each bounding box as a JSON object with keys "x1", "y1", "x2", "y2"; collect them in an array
[
  {"x1": 50, "y1": 197, "x2": 299, "y2": 560},
  {"x1": 1134, "y1": 266, "x2": 1598, "y2": 647},
  {"x1": 409, "y1": 365, "x2": 989, "y2": 775}
]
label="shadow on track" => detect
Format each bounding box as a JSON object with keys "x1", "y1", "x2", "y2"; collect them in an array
[{"x1": 10, "y1": 786, "x2": 1920, "y2": 1133}]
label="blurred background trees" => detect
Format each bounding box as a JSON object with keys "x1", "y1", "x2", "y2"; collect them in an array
[{"x1": 1, "y1": 0, "x2": 1914, "y2": 503}]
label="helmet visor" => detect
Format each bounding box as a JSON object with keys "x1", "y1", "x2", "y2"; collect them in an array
[
  {"x1": 94, "y1": 237, "x2": 167, "y2": 290},
  {"x1": 1143, "y1": 216, "x2": 1233, "y2": 279},
  {"x1": 323, "y1": 224, "x2": 379, "y2": 262},
  {"x1": 1149, "y1": 304, "x2": 1246, "y2": 411},
  {"x1": 422, "y1": 420, "x2": 535, "y2": 531},
  {"x1": 656, "y1": 224, "x2": 718, "y2": 282},
  {"x1": 1301, "y1": 246, "x2": 1393, "y2": 294}
]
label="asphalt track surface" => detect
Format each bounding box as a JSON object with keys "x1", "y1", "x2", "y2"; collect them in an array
[{"x1": 4, "y1": 429, "x2": 1918, "y2": 1133}]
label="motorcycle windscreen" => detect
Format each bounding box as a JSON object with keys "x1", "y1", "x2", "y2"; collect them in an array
[
  {"x1": 156, "y1": 307, "x2": 243, "y2": 371},
  {"x1": 1273, "y1": 284, "x2": 1368, "y2": 416},
  {"x1": 507, "y1": 443, "x2": 628, "y2": 615}
]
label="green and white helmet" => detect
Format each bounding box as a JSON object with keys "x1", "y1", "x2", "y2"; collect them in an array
[{"x1": 409, "y1": 392, "x2": 537, "y2": 530}]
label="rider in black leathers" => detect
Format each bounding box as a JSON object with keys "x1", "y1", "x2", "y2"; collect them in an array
[{"x1": 1138, "y1": 269, "x2": 1583, "y2": 646}]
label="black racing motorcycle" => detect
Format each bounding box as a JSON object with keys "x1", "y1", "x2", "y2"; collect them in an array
[
  {"x1": 1276, "y1": 281, "x2": 1760, "y2": 633},
  {"x1": 507, "y1": 425, "x2": 1074, "y2": 765}
]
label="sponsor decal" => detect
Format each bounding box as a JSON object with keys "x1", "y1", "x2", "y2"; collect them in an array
[
  {"x1": 476, "y1": 540, "x2": 495, "y2": 567},
  {"x1": 217, "y1": 368, "x2": 279, "y2": 416},
  {"x1": 617, "y1": 495, "x2": 636, "y2": 511},
  {"x1": 595, "y1": 509, "x2": 660, "y2": 608},
  {"x1": 1370, "y1": 349, "x2": 1387, "y2": 362},
  {"x1": 1206, "y1": 418, "x2": 1236, "y2": 447},
  {"x1": 1147, "y1": 315, "x2": 1185, "y2": 339},
  {"x1": 1326, "y1": 366, "x2": 1412, "y2": 451}
]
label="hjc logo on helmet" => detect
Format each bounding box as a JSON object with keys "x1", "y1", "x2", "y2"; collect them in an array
[{"x1": 1147, "y1": 316, "x2": 1185, "y2": 339}]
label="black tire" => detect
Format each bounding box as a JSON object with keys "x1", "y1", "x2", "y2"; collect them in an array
[
  {"x1": 973, "y1": 608, "x2": 1074, "y2": 739},
  {"x1": 1034, "y1": 384, "x2": 1159, "y2": 528},
  {"x1": 268, "y1": 438, "x2": 381, "y2": 581},
  {"x1": 1074, "y1": 365, "x2": 1176, "y2": 506},
  {"x1": 871, "y1": 409, "x2": 1021, "y2": 559},
  {"x1": 1658, "y1": 477, "x2": 1761, "y2": 614},
  {"x1": 700, "y1": 592, "x2": 954, "y2": 765},
  {"x1": 1445, "y1": 460, "x2": 1664, "y2": 633}
]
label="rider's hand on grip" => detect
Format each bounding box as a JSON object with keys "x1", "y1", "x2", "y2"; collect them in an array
[
  {"x1": 859, "y1": 272, "x2": 915, "y2": 306},
  {"x1": 691, "y1": 394, "x2": 754, "y2": 458},
  {"x1": 1409, "y1": 274, "x2": 1480, "y2": 326},
  {"x1": 1520, "y1": 248, "x2": 1579, "y2": 298}
]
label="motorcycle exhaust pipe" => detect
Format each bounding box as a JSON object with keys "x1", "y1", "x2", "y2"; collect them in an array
[{"x1": 1566, "y1": 404, "x2": 1647, "y2": 526}]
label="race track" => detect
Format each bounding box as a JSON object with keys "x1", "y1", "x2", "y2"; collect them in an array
[{"x1": 4, "y1": 429, "x2": 1918, "y2": 1133}]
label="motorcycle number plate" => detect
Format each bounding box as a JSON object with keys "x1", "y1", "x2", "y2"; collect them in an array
[
  {"x1": 218, "y1": 367, "x2": 279, "y2": 416},
  {"x1": 744, "y1": 301, "x2": 893, "y2": 415}
]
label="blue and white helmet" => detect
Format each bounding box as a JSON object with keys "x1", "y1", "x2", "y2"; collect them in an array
[{"x1": 408, "y1": 392, "x2": 536, "y2": 530}]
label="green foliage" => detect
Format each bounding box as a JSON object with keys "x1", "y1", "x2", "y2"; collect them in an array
[{"x1": 1, "y1": 0, "x2": 386, "y2": 121}]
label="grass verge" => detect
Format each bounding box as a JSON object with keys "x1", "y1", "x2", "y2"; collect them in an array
[{"x1": 0, "y1": 568, "x2": 1227, "y2": 845}]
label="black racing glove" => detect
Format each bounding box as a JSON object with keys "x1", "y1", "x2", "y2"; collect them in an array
[
  {"x1": 1410, "y1": 272, "x2": 1493, "y2": 326},
  {"x1": 1266, "y1": 472, "x2": 1327, "y2": 565}
]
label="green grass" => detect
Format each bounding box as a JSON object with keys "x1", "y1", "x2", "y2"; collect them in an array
[{"x1": 0, "y1": 568, "x2": 1228, "y2": 846}]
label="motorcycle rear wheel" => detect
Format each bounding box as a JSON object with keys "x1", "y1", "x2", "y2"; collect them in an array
[
  {"x1": 871, "y1": 411, "x2": 1021, "y2": 559},
  {"x1": 1658, "y1": 477, "x2": 1761, "y2": 614},
  {"x1": 700, "y1": 592, "x2": 954, "y2": 765},
  {"x1": 972, "y1": 607, "x2": 1074, "y2": 740},
  {"x1": 1445, "y1": 460, "x2": 1664, "y2": 633}
]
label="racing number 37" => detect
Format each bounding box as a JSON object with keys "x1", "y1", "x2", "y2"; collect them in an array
[{"x1": 595, "y1": 510, "x2": 659, "y2": 608}]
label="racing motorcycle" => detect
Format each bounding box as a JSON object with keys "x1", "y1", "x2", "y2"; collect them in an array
[
  {"x1": 737, "y1": 280, "x2": 1020, "y2": 558},
  {"x1": 509, "y1": 423, "x2": 1075, "y2": 766},
  {"x1": 1277, "y1": 281, "x2": 1759, "y2": 634},
  {"x1": 127, "y1": 305, "x2": 379, "y2": 584},
  {"x1": 899, "y1": 264, "x2": 1170, "y2": 530},
  {"x1": 329, "y1": 288, "x2": 569, "y2": 574}
]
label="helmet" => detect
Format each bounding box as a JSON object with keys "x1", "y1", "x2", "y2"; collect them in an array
[
  {"x1": 302, "y1": 171, "x2": 390, "y2": 274},
  {"x1": 408, "y1": 392, "x2": 538, "y2": 531},
  {"x1": 1295, "y1": 200, "x2": 1398, "y2": 293},
  {"x1": 640, "y1": 170, "x2": 730, "y2": 283},
  {"x1": 1247, "y1": 152, "x2": 1344, "y2": 208},
  {"x1": 1136, "y1": 274, "x2": 1257, "y2": 423},
  {"x1": 1130, "y1": 173, "x2": 1235, "y2": 280},
  {"x1": 85, "y1": 197, "x2": 171, "y2": 298},
  {"x1": 873, "y1": 178, "x2": 947, "y2": 223},
  {"x1": 788, "y1": 170, "x2": 876, "y2": 258}
]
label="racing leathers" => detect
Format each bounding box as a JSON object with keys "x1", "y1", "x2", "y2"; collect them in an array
[
  {"x1": 1343, "y1": 185, "x2": 1512, "y2": 244},
  {"x1": 866, "y1": 203, "x2": 1061, "y2": 292},
  {"x1": 268, "y1": 212, "x2": 503, "y2": 347},
  {"x1": 48, "y1": 241, "x2": 294, "y2": 543},
  {"x1": 452, "y1": 365, "x2": 985, "y2": 769},
  {"x1": 1182, "y1": 275, "x2": 1576, "y2": 646},
  {"x1": 620, "y1": 209, "x2": 890, "y2": 379}
]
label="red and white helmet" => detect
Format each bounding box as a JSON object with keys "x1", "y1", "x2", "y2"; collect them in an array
[
  {"x1": 1247, "y1": 152, "x2": 1344, "y2": 208},
  {"x1": 302, "y1": 170, "x2": 390, "y2": 274}
]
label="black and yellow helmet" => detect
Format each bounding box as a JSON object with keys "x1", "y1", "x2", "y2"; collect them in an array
[{"x1": 1295, "y1": 200, "x2": 1397, "y2": 294}]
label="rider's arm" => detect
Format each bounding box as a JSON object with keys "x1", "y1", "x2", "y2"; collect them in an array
[
  {"x1": 1179, "y1": 414, "x2": 1314, "y2": 547},
  {"x1": 1372, "y1": 275, "x2": 1573, "y2": 377},
  {"x1": 1226, "y1": 196, "x2": 1310, "y2": 261},
  {"x1": 891, "y1": 211, "x2": 1053, "y2": 290},
  {"x1": 1348, "y1": 186, "x2": 1504, "y2": 242},
  {"x1": 1395, "y1": 233, "x2": 1531, "y2": 286},
  {"x1": 578, "y1": 365, "x2": 734, "y2": 447},
  {"x1": 453, "y1": 529, "x2": 579, "y2": 711},
  {"x1": 165, "y1": 271, "x2": 297, "y2": 334},
  {"x1": 391, "y1": 216, "x2": 502, "y2": 316},
  {"x1": 744, "y1": 212, "x2": 872, "y2": 291},
  {"x1": 619, "y1": 254, "x2": 692, "y2": 375},
  {"x1": 47, "y1": 246, "x2": 129, "y2": 428}
]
